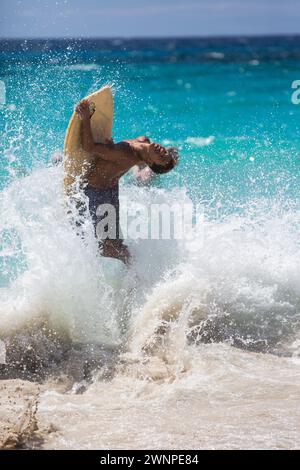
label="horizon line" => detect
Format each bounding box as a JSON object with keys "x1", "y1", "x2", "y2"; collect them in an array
[{"x1": 1, "y1": 32, "x2": 300, "y2": 41}]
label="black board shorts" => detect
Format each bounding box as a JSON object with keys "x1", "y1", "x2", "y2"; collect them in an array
[{"x1": 84, "y1": 184, "x2": 121, "y2": 240}]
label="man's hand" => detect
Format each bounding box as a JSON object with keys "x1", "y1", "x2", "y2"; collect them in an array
[{"x1": 75, "y1": 99, "x2": 92, "y2": 121}]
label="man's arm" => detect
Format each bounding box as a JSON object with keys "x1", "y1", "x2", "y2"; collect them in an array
[
  {"x1": 77, "y1": 103, "x2": 140, "y2": 164},
  {"x1": 75, "y1": 100, "x2": 175, "y2": 168},
  {"x1": 76, "y1": 100, "x2": 122, "y2": 162},
  {"x1": 80, "y1": 116, "x2": 111, "y2": 157}
]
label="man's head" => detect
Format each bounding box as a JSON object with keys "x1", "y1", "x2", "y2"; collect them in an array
[{"x1": 149, "y1": 148, "x2": 179, "y2": 174}]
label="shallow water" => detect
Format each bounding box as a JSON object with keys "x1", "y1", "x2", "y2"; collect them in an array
[{"x1": 1, "y1": 37, "x2": 300, "y2": 449}]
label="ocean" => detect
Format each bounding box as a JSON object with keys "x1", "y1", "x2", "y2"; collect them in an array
[{"x1": 1, "y1": 36, "x2": 300, "y2": 449}]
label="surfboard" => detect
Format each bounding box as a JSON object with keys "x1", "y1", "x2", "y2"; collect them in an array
[{"x1": 63, "y1": 85, "x2": 114, "y2": 195}]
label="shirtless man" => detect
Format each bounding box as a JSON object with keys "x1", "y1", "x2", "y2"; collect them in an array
[{"x1": 75, "y1": 100, "x2": 178, "y2": 265}]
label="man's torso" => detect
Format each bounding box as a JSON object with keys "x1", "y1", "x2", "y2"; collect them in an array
[{"x1": 87, "y1": 141, "x2": 140, "y2": 189}]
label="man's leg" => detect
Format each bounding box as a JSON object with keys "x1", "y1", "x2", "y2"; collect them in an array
[
  {"x1": 98, "y1": 185, "x2": 131, "y2": 265},
  {"x1": 101, "y1": 239, "x2": 131, "y2": 265}
]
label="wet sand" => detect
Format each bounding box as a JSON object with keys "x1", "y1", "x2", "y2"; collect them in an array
[{"x1": 1, "y1": 345, "x2": 300, "y2": 450}]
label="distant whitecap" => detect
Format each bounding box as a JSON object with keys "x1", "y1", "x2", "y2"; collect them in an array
[
  {"x1": 186, "y1": 136, "x2": 215, "y2": 147},
  {"x1": 66, "y1": 63, "x2": 99, "y2": 71}
]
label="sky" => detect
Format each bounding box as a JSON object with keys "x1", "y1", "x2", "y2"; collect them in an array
[{"x1": 0, "y1": 0, "x2": 299, "y2": 39}]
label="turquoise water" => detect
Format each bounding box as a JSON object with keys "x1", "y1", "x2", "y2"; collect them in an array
[
  {"x1": 1, "y1": 37, "x2": 300, "y2": 355},
  {"x1": 1, "y1": 37, "x2": 300, "y2": 202}
]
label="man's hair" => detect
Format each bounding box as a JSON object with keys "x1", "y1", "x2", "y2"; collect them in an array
[{"x1": 149, "y1": 152, "x2": 178, "y2": 175}]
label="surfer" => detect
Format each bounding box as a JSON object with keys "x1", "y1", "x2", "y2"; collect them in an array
[{"x1": 75, "y1": 99, "x2": 178, "y2": 265}]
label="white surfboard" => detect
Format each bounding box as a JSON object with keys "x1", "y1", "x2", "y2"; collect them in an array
[{"x1": 63, "y1": 85, "x2": 114, "y2": 195}]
